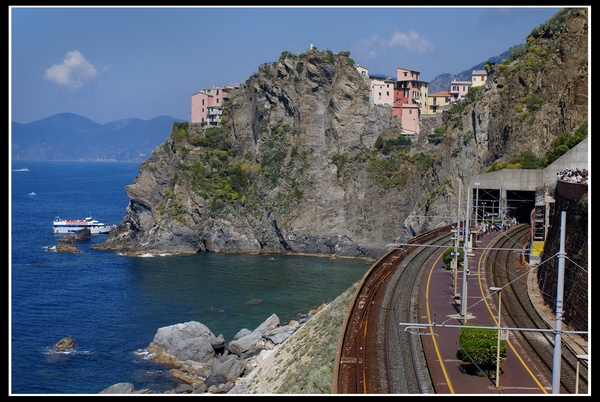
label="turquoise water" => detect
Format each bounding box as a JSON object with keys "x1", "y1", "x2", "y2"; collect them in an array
[{"x1": 10, "y1": 161, "x2": 371, "y2": 394}]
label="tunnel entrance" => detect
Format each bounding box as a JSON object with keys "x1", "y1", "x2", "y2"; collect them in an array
[
  {"x1": 506, "y1": 190, "x2": 536, "y2": 224},
  {"x1": 471, "y1": 188, "x2": 535, "y2": 225}
]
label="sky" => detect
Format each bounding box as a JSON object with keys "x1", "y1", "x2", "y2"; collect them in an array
[{"x1": 9, "y1": 6, "x2": 567, "y2": 125}]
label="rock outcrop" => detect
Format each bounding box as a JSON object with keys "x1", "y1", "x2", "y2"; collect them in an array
[
  {"x1": 101, "y1": 312, "x2": 313, "y2": 394},
  {"x1": 93, "y1": 9, "x2": 587, "y2": 262},
  {"x1": 56, "y1": 228, "x2": 91, "y2": 253},
  {"x1": 51, "y1": 335, "x2": 75, "y2": 352}
]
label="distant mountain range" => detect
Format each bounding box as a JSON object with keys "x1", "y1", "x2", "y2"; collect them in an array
[
  {"x1": 11, "y1": 113, "x2": 185, "y2": 162},
  {"x1": 10, "y1": 50, "x2": 511, "y2": 163},
  {"x1": 427, "y1": 49, "x2": 511, "y2": 94}
]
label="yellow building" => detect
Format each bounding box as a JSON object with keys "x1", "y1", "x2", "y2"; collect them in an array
[
  {"x1": 427, "y1": 91, "x2": 451, "y2": 114},
  {"x1": 471, "y1": 69, "x2": 487, "y2": 87}
]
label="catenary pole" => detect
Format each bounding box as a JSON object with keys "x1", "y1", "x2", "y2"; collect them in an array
[
  {"x1": 453, "y1": 182, "x2": 462, "y2": 293},
  {"x1": 551, "y1": 211, "x2": 566, "y2": 393},
  {"x1": 461, "y1": 186, "x2": 470, "y2": 320}
]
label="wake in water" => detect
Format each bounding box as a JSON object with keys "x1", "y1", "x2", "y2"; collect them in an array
[{"x1": 133, "y1": 348, "x2": 154, "y2": 361}]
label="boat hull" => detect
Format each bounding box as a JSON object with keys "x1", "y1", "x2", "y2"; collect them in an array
[{"x1": 53, "y1": 225, "x2": 114, "y2": 234}]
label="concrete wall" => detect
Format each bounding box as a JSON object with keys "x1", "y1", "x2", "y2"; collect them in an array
[
  {"x1": 469, "y1": 137, "x2": 589, "y2": 191},
  {"x1": 542, "y1": 137, "x2": 588, "y2": 183},
  {"x1": 471, "y1": 169, "x2": 545, "y2": 192}
]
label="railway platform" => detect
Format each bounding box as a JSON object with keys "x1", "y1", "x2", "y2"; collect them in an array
[{"x1": 415, "y1": 228, "x2": 574, "y2": 395}]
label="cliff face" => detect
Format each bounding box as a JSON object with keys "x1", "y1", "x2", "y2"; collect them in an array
[
  {"x1": 95, "y1": 8, "x2": 588, "y2": 259},
  {"x1": 407, "y1": 7, "x2": 588, "y2": 234}
]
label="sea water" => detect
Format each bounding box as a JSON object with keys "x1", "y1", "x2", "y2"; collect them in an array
[{"x1": 9, "y1": 161, "x2": 371, "y2": 394}]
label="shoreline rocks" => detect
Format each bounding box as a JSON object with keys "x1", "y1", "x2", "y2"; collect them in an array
[
  {"x1": 56, "y1": 228, "x2": 91, "y2": 253},
  {"x1": 99, "y1": 310, "x2": 317, "y2": 394}
]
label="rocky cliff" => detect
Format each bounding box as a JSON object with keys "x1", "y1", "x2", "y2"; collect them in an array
[
  {"x1": 406, "y1": 7, "x2": 588, "y2": 236},
  {"x1": 94, "y1": 8, "x2": 588, "y2": 259}
]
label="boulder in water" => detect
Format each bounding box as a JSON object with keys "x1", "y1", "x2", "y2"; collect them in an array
[{"x1": 51, "y1": 335, "x2": 75, "y2": 351}]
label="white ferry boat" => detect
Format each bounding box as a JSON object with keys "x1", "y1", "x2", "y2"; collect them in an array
[{"x1": 53, "y1": 216, "x2": 116, "y2": 234}]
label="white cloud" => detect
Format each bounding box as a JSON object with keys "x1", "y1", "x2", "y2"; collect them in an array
[
  {"x1": 44, "y1": 50, "x2": 98, "y2": 92},
  {"x1": 354, "y1": 29, "x2": 434, "y2": 65},
  {"x1": 388, "y1": 30, "x2": 434, "y2": 54},
  {"x1": 354, "y1": 35, "x2": 382, "y2": 60}
]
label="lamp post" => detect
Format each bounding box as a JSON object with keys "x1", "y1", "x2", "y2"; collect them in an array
[
  {"x1": 482, "y1": 202, "x2": 487, "y2": 232},
  {"x1": 474, "y1": 180, "x2": 480, "y2": 225},
  {"x1": 451, "y1": 228, "x2": 459, "y2": 292},
  {"x1": 490, "y1": 286, "x2": 502, "y2": 388}
]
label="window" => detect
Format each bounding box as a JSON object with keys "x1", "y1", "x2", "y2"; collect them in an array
[
  {"x1": 409, "y1": 110, "x2": 412, "y2": 114},
  {"x1": 216, "y1": 98, "x2": 219, "y2": 103},
  {"x1": 433, "y1": 98, "x2": 437, "y2": 105},
  {"x1": 404, "y1": 72, "x2": 408, "y2": 77},
  {"x1": 202, "y1": 108, "x2": 204, "y2": 112},
  {"x1": 202, "y1": 99, "x2": 205, "y2": 105},
  {"x1": 386, "y1": 91, "x2": 389, "y2": 96},
  {"x1": 216, "y1": 90, "x2": 220, "y2": 95}
]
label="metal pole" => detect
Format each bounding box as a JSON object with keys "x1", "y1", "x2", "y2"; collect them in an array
[
  {"x1": 499, "y1": 175, "x2": 503, "y2": 221},
  {"x1": 461, "y1": 186, "x2": 470, "y2": 320},
  {"x1": 576, "y1": 360, "x2": 580, "y2": 394},
  {"x1": 489, "y1": 286, "x2": 502, "y2": 387},
  {"x1": 496, "y1": 290, "x2": 502, "y2": 387},
  {"x1": 551, "y1": 211, "x2": 566, "y2": 393},
  {"x1": 453, "y1": 182, "x2": 462, "y2": 294},
  {"x1": 483, "y1": 202, "x2": 486, "y2": 231},
  {"x1": 474, "y1": 178, "x2": 480, "y2": 226}
]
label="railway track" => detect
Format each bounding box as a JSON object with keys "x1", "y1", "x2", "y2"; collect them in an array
[
  {"x1": 485, "y1": 224, "x2": 589, "y2": 394},
  {"x1": 333, "y1": 224, "x2": 454, "y2": 394},
  {"x1": 333, "y1": 223, "x2": 588, "y2": 394}
]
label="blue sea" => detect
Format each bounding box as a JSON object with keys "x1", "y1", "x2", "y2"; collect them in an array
[{"x1": 9, "y1": 161, "x2": 371, "y2": 395}]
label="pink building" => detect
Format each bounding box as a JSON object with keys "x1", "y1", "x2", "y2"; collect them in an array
[
  {"x1": 392, "y1": 67, "x2": 428, "y2": 135},
  {"x1": 191, "y1": 85, "x2": 236, "y2": 125},
  {"x1": 397, "y1": 104, "x2": 420, "y2": 136},
  {"x1": 369, "y1": 74, "x2": 395, "y2": 106},
  {"x1": 449, "y1": 80, "x2": 471, "y2": 103}
]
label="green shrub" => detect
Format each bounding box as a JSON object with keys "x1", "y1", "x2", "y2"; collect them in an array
[
  {"x1": 442, "y1": 245, "x2": 464, "y2": 270},
  {"x1": 486, "y1": 150, "x2": 545, "y2": 172},
  {"x1": 544, "y1": 120, "x2": 587, "y2": 165},
  {"x1": 171, "y1": 128, "x2": 187, "y2": 140},
  {"x1": 458, "y1": 324, "x2": 506, "y2": 367}
]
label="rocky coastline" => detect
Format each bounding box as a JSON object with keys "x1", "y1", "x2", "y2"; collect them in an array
[{"x1": 98, "y1": 305, "x2": 326, "y2": 394}]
